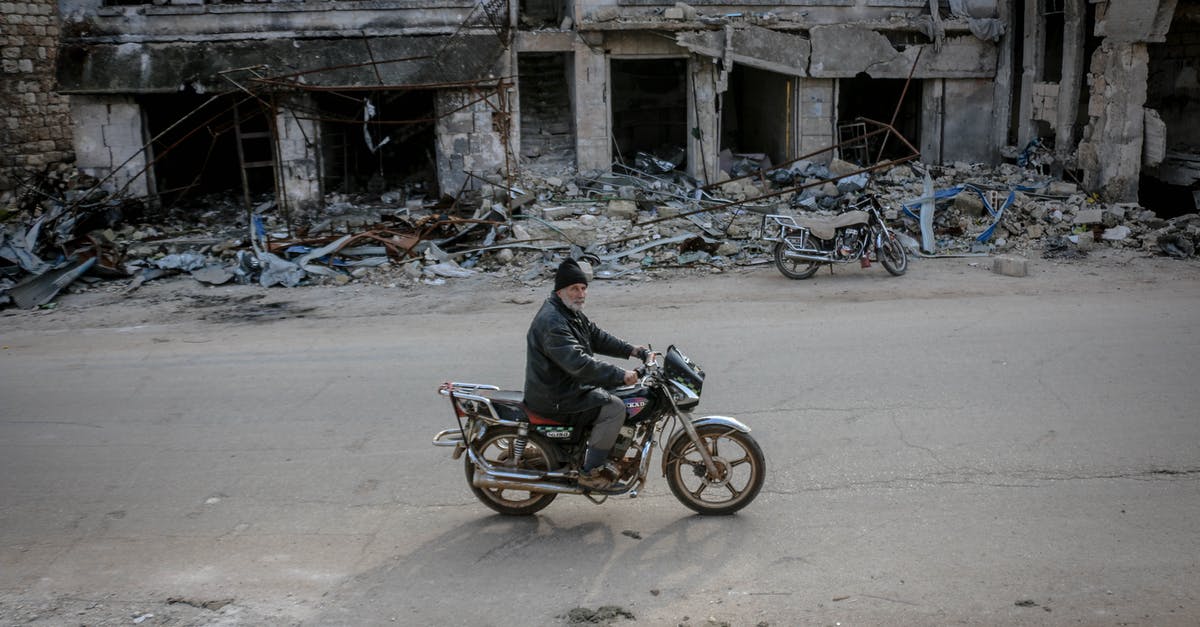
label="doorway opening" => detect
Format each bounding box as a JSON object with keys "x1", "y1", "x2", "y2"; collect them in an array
[
  {"x1": 139, "y1": 93, "x2": 267, "y2": 209},
  {"x1": 721, "y1": 65, "x2": 794, "y2": 168},
  {"x1": 837, "y1": 75, "x2": 922, "y2": 165},
  {"x1": 314, "y1": 89, "x2": 438, "y2": 200},
  {"x1": 610, "y1": 58, "x2": 688, "y2": 171},
  {"x1": 518, "y1": 52, "x2": 576, "y2": 172}
]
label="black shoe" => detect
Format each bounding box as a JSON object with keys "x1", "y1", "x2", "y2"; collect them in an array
[{"x1": 577, "y1": 462, "x2": 618, "y2": 489}]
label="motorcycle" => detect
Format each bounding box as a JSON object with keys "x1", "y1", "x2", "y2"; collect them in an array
[
  {"x1": 761, "y1": 192, "x2": 909, "y2": 280},
  {"x1": 432, "y1": 346, "x2": 765, "y2": 516}
]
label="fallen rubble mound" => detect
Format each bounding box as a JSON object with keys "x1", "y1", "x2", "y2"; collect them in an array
[{"x1": 2, "y1": 158, "x2": 1197, "y2": 310}]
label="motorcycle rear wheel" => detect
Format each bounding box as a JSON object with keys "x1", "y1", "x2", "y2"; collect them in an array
[
  {"x1": 773, "y1": 242, "x2": 821, "y2": 280},
  {"x1": 665, "y1": 425, "x2": 766, "y2": 515},
  {"x1": 878, "y1": 234, "x2": 908, "y2": 276},
  {"x1": 465, "y1": 427, "x2": 560, "y2": 516}
]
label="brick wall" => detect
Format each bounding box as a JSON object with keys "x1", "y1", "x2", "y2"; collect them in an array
[{"x1": 0, "y1": 0, "x2": 73, "y2": 193}]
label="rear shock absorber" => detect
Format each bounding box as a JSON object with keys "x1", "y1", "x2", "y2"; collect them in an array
[{"x1": 510, "y1": 424, "x2": 528, "y2": 466}]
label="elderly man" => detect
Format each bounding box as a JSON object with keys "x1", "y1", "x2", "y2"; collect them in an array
[{"x1": 523, "y1": 258, "x2": 648, "y2": 488}]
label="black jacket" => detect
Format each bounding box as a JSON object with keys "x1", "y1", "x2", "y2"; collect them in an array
[{"x1": 523, "y1": 293, "x2": 633, "y2": 416}]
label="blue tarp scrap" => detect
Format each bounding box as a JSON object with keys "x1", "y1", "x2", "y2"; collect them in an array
[
  {"x1": 282, "y1": 245, "x2": 354, "y2": 268},
  {"x1": 901, "y1": 184, "x2": 1021, "y2": 243}
]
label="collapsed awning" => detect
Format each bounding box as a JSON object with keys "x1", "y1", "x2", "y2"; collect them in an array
[{"x1": 675, "y1": 24, "x2": 811, "y2": 78}]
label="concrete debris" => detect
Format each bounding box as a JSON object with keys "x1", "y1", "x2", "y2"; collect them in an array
[
  {"x1": 2, "y1": 156, "x2": 1198, "y2": 308},
  {"x1": 992, "y1": 255, "x2": 1029, "y2": 277}
]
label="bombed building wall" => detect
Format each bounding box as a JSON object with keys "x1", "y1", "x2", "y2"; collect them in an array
[
  {"x1": 1076, "y1": 0, "x2": 1180, "y2": 203},
  {"x1": 4, "y1": 0, "x2": 1189, "y2": 219},
  {"x1": 587, "y1": 6, "x2": 1002, "y2": 182},
  {"x1": 50, "y1": 0, "x2": 510, "y2": 212},
  {"x1": 1144, "y1": 1, "x2": 1200, "y2": 205},
  {"x1": 435, "y1": 86, "x2": 513, "y2": 196},
  {"x1": 0, "y1": 0, "x2": 74, "y2": 194}
]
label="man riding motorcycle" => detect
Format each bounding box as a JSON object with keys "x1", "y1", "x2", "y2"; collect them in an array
[{"x1": 523, "y1": 258, "x2": 648, "y2": 489}]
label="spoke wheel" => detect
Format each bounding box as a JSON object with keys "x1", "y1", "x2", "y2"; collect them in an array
[
  {"x1": 878, "y1": 234, "x2": 908, "y2": 276},
  {"x1": 773, "y1": 241, "x2": 820, "y2": 280},
  {"x1": 665, "y1": 425, "x2": 766, "y2": 515},
  {"x1": 465, "y1": 427, "x2": 559, "y2": 516}
]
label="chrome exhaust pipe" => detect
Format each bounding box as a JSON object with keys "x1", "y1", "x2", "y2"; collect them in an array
[
  {"x1": 783, "y1": 250, "x2": 853, "y2": 263},
  {"x1": 473, "y1": 469, "x2": 585, "y2": 495},
  {"x1": 781, "y1": 249, "x2": 833, "y2": 263}
]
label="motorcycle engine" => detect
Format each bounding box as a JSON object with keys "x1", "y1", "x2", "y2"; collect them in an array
[
  {"x1": 837, "y1": 227, "x2": 862, "y2": 257},
  {"x1": 610, "y1": 424, "x2": 639, "y2": 462}
]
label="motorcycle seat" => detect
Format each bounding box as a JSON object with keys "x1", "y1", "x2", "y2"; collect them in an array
[
  {"x1": 483, "y1": 389, "x2": 568, "y2": 426},
  {"x1": 793, "y1": 210, "x2": 870, "y2": 241}
]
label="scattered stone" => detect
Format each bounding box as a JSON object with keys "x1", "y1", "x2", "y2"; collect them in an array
[
  {"x1": 565, "y1": 606, "x2": 635, "y2": 624},
  {"x1": 606, "y1": 199, "x2": 638, "y2": 219}
]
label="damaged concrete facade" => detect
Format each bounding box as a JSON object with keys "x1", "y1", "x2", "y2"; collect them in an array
[{"x1": 0, "y1": 0, "x2": 1195, "y2": 214}]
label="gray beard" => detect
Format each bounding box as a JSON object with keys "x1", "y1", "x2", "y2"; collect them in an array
[{"x1": 563, "y1": 300, "x2": 584, "y2": 313}]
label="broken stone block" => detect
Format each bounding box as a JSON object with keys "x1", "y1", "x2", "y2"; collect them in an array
[
  {"x1": 1047, "y1": 181, "x2": 1079, "y2": 196},
  {"x1": 664, "y1": 7, "x2": 684, "y2": 19},
  {"x1": 1027, "y1": 224, "x2": 1045, "y2": 238},
  {"x1": 717, "y1": 242, "x2": 740, "y2": 256},
  {"x1": 954, "y1": 192, "x2": 987, "y2": 217},
  {"x1": 1073, "y1": 209, "x2": 1104, "y2": 225},
  {"x1": 992, "y1": 255, "x2": 1028, "y2": 277},
  {"x1": 1102, "y1": 225, "x2": 1132, "y2": 241},
  {"x1": 541, "y1": 206, "x2": 575, "y2": 220},
  {"x1": 829, "y1": 158, "x2": 859, "y2": 177},
  {"x1": 675, "y1": 2, "x2": 698, "y2": 19},
  {"x1": 606, "y1": 199, "x2": 638, "y2": 220}
]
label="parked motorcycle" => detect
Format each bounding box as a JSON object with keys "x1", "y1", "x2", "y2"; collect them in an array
[
  {"x1": 761, "y1": 192, "x2": 908, "y2": 280},
  {"x1": 432, "y1": 346, "x2": 765, "y2": 516}
]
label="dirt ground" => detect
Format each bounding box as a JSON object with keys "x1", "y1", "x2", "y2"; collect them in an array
[{"x1": 4, "y1": 247, "x2": 1197, "y2": 334}]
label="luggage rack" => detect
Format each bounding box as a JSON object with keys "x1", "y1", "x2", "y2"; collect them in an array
[{"x1": 761, "y1": 214, "x2": 809, "y2": 246}]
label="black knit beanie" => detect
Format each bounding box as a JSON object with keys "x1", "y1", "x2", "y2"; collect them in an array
[{"x1": 554, "y1": 258, "x2": 589, "y2": 291}]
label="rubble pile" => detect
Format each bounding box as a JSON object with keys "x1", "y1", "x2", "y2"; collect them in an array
[{"x1": 2, "y1": 157, "x2": 1198, "y2": 309}]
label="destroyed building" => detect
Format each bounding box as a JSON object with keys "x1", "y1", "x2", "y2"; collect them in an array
[
  {"x1": 1, "y1": 0, "x2": 1199, "y2": 306},
  {"x1": 0, "y1": 0, "x2": 1192, "y2": 214}
]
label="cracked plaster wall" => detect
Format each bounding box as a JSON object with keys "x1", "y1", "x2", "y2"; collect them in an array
[
  {"x1": 68, "y1": 95, "x2": 148, "y2": 197},
  {"x1": 276, "y1": 95, "x2": 321, "y2": 215}
]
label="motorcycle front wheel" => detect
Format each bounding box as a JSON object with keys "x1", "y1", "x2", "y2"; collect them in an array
[
  {"x1": 465, "y1": 427, "x2": 560, "y2": 516},
  {"x1": 665, "y1": 425, "x2": 766, "y2": 515},
  {"x1": 773, "y1": 242, "x2": 821, "y2": 280},
  {"x1": 878, "y1": 234, "x2": 908, "y2": 276}
]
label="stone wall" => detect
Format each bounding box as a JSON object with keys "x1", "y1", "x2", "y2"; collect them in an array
[
  {"x1": 435, "y1": 88, "x2": 509, "y2": 196},
  {"x1": 0, "y1": 0, "x2": 73, "y2": 192}
]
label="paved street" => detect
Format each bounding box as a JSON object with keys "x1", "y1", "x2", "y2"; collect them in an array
[{"x1": 2, "y1": 257, "x2": 1199, "y2": 625}]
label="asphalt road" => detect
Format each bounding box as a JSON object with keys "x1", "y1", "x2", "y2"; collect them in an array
[{"x1": 2, "y1": 259, "x2": 1199, "y2": 626}]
